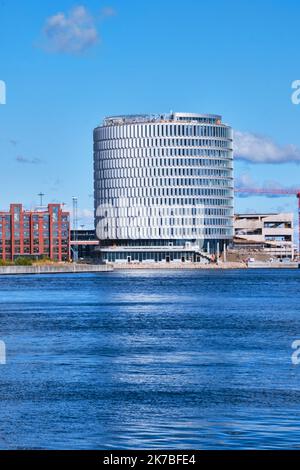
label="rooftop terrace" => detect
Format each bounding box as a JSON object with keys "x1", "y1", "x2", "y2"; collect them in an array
[{"x1": 102, "y1": 112, "x2": 223, "y2": 126}]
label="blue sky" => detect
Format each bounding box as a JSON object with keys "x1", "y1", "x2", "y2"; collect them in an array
[{"x1": 1, "y1": 0, "x2": 300, "y2": 229}]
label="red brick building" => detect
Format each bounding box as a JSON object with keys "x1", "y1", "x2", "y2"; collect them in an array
[{"x1": 0, "y1": 204, "x2": 70, "y2": 262}]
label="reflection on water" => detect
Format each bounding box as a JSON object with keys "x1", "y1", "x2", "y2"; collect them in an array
[{"x1": 0, "y1": 269, "x2": 300, "y2": 449}]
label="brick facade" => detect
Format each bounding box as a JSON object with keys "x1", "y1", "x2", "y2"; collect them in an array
[{"x1": 0, "y1": 204, "x2": 70, "y2": 262}]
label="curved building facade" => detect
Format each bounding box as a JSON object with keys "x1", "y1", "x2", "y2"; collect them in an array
[{"x1": 94, "y1": 112, "x2": 234, "y2": 263}]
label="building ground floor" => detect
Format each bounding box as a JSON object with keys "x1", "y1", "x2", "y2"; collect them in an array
[
  {"x1": 232, "y1": 240, "x2": 296, "y2": 259},
  {"x1": 98, "y1": 239, "x2": 230, "y2": 264}
]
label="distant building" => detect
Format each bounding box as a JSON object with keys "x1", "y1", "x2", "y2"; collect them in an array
[
  {"x1": 94, "y1": 112, "x2": 234, "y2": 263},
  {"x1": 70, "y1": 229, "x2": 99, "y2": 260},
  {"x1": 234, "y1": 213, "x2": 294, "y2": 259},
  {"x1": 0, "y1": 204, "x2": 70, "y2": 262}
]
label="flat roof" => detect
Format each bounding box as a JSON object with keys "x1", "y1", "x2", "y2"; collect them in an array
[
  {"x1": 235, "y1": 213, "x2": 293, "y2": 217},
  {"x1": 101, "y1": 112, "x2": 223, "y2": 126}
]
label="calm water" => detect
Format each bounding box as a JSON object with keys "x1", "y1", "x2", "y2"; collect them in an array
[{"x1": 0, "y1": 269, "x2": 300, "y2": 449}]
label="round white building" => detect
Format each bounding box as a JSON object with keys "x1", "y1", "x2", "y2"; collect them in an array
[{"x1": 94, "y1": 112, "x2": 234, "y2": 263}]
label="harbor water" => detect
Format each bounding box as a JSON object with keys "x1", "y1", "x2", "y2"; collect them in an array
[{"x1": 0, "y1": 269, "x2": 300, "y2": 449}]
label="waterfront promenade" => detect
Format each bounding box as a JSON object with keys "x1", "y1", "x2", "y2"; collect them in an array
[
  {"x1": 0, "y1": 261, "x2": 298, "y2": 274},
  {"x1": 110, "y1": 261, "x2": 299, "y2": 270},
  {"x1": 111, "y1": 261, "x2": 246, "y2": 269},
  {"x1": 0, "y1": 264, "x2": 113, "y2": 275}
]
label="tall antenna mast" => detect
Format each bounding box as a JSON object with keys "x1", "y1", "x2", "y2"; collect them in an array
[
  {"x1": 72, "y1": 196, "x2": 78, "y2": 262},
  {"x1": 38, "y1": 192, "x2": 45, "y2": 207}
]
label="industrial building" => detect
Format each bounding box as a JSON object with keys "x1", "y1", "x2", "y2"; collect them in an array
[
  {"x1": 234, "y1": 213, "x2": 295, "y2": 259},
  {"x1": 0, "y1": 203, "x2": 70, "y2": 262},
  {"x1": 93, "y1": 112, "x2": 234, "y2": 263}
]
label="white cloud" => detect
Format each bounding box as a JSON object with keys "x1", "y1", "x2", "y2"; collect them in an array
[
  {"x1": 16, "y1": 155, "x2": 43, "y2": 165},
  {"x1": 235, "y1": 173, "x2": 285, "y2": 191},
  {"x1": 234, "y1": 131, "x2": 300, "y2": 164},
  {"x1": 42, "y1": 5, "x2": 99, "y2": 54},
  {"x1": 67, "y1": 207, "x2": 94, "y2": 227},
  {"x1": 78, "y1": 208, "x2": 94, "y2": 219},
  {"x1": 235, "y1": 172, "x2": 299, "y2": 198},
  {"x1": 101, "y1": 6, "x2": 117, "y2": 18},
  {"x1": 235, "y1": 172, "x2": 256, "y2": 189}
]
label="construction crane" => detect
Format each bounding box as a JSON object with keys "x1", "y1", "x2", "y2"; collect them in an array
[{"x1": 235, "y1": 187, "x2": 300, "y2": 257}]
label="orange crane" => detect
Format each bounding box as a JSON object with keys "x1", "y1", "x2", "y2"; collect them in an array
[{"x1": 234, "y1": 188, "x2": 300, "y2": 257}]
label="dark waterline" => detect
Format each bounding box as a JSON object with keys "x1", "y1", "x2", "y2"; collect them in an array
[{"x1": 0, "y1": 269, "x2": 300, "y2": 449}]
